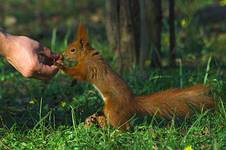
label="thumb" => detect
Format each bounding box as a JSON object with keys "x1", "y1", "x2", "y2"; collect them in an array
[
  {"x1": 41, "y1": 47, "x2": 52, "y2": 58},
  {"x1": 42, "y1": 47, "x2": 60, "y2": 60}
]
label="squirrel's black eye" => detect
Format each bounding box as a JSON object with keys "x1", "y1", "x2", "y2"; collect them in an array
[{"x1": 70, "y1": 48, "x2": 76, "y2": 52}]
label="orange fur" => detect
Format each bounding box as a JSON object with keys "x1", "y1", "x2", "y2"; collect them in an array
[
  {"x1": 57, "y1": 24, "x2": 215, "y2": 130},
  {"x1": 135, "y1": 85, "x2": 214, "y2": 118}
]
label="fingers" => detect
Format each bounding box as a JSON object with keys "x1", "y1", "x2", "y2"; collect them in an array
[
  {"x1": 37, "y1": 47, "x2": 62, "y2": 67},
  {"x1": 54, "y1": 59, "x2": 65, "y2": 69},
  {"x1": 35, "y1": 45, "x2": 62, "y2": 80},
  {"x1": 34, "y1": 64, "x2": 59, "y2": 80}
]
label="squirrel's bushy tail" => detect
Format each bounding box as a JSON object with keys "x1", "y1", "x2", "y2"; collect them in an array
[{"x1": 134, "y1": 85, "x2": 215, "y2": 118}]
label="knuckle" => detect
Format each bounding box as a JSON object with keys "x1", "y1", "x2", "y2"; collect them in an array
[
  {"x1": 22, "y1": 62, "x2": 37, "y2": 78},
  {"x1": 19, "y1": 36, "x2": 29, "y2": 41},
  {"x1": 22, "y1": 70, "x2": 33, "y2": 78},
  {"x1": 30, "y1": 61, "x2": 37, "y2": 70}
]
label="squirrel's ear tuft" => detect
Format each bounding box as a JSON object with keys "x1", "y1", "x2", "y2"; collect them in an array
[{"x1": 76, "y1": 23, "x2": 89, "y2": 42}]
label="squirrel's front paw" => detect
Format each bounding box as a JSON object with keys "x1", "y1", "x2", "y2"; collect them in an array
[
  {"x1": 53, "y1": 54, "x2": 65, "y2": 69},
  {"x1": 54, "y1": 61, "x2": 64, "y2": 69}
]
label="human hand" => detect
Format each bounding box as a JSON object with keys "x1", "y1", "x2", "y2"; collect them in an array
[{"x1": 2, "y1": 34, "x2": 59, "y2": 80}]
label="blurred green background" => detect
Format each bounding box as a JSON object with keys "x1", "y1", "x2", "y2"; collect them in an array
[{"x1": 1, "y1": 0, "x2": 226, "y2": 64}]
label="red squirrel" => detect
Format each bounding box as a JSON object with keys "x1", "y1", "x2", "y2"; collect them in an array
[{"x1": 56, "y1": 24, "x2": 215, "y2": 130}]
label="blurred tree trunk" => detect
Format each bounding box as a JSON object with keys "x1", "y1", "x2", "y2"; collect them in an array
[
  {"x1": 106, "y1": 0, "x2": 162, "y2": 73},
  {"x1": 139, "y1": 0, "x2": 162, "y2": 69},
  {"x1": 169, "y1": 0, "x2": 176, "y2": 66},
  {"x1": 105, "y1": 0, "x2": 140, "y2": 74}
]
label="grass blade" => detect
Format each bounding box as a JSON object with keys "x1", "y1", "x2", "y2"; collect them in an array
[{"x1": 203, "y1": 56, "x2": 212, "y2": 84}]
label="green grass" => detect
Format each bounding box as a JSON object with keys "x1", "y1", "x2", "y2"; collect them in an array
[{"x1": 0, "y1": 42, "x2": 226, "y2": 149}]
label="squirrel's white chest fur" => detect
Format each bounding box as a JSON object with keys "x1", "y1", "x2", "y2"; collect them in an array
[{"x1": 93, "y1": 84, "x2": 106, "y2": 102}]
